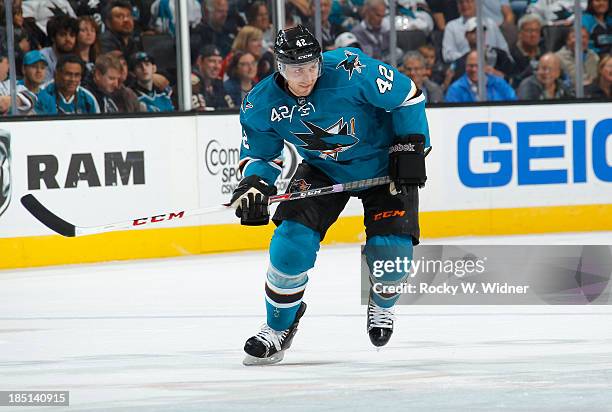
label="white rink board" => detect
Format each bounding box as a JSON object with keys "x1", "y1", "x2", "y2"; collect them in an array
[
  {"x1": 0, "y1": 117, "x2": 199, "y2": 238},
  {"x1": 0, "y1": 102, "x2": 610, "y2": 239}
]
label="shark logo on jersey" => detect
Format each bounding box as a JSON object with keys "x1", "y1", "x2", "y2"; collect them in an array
[
  {"x1": 241, "y1": 95, "x2": 254, "y2": 112},
  {"x1": 293, "y1": 118, "x2": 358, "y2": 160},
  {"x1": 336, "y1": 51, "x2": 365, "y2": 80},
  {"x1": 290, "y1": 179, "x2": 311, "y2": 192}
]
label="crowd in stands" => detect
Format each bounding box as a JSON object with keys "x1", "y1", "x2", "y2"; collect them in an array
[{"x1": 0, "y1": 0, "x2": 609, "y2": 116}]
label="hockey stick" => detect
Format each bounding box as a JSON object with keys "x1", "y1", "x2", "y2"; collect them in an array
[{"x1": 20, "y1": 176, "x2": 391, "y2": 238}]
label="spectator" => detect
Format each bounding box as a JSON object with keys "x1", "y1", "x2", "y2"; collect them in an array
[
  {"x1": 351, "y1": 0, "x2": 389, "y2": 61},
  {"x1": 418, "y1": 44, "x2": 453, "y2": 89},
  {"x1": 88, "y1": 54, "x2": 122, "y2": 113},
  {"x1": 429, "y1": 0, "x2": 460, "y2": 31},
  {"x1": 334, "y1": 32, "x2": 362, "y2": 49},
  {"x1": 395, "y1": 0, "x2": 434, "y2": 35},
  {"x1": 287, "y1": 0, "x2": 313, "y2": 26},
  {"x1": 555, "y1": 27, "x2": 600, "y2": 86},
  {"x1": 585, "y1": 54, "x2": 611, "y2": 98},
  {"x1": 442, "y1": 0, "x2": 510, "y2": 63},
  {"x1": 582, "y1": 0, "x2": 611, "y2": 55},
  {"x1": 109, "y1": 51, "x2": 142, "y2": 112},
  {"x1": 149, "y1": 0, "x2": 202, "y2": 35},
  {"x1": 445, "y1": 50, "x2": 517, "y2": 101},
  {"x1": 191, "y1": 0, "x2": 243, "y2": 58},
  {"x1": 99, "y1": 0, "x2": 142, "y2": 57},
  {"x1": 224, "y1": 51, "x2": 257, "y2": 105},
  {"x1": 76, "y1": 16, "x2": 100, "y2": 83},
  {"x1": 0, "y1": 53, "x2": 36, "y2": 115},
  {"x1": 21, "y1": 0, "x2": 76, "y2": 40},
  {"x1": 306, "y1": 0, "x2": 345, "y2": 50},
  {"x1": 192, "y1": 45, "x2": 234, "y2": 110},
  {"x1": 517, "y1": 52, "x2": 574, "y2": 99},
  {"x1": 482, "y1": 0, "x2": 515, "y2": 26},
  {"x1": 36, "y1": 54, "x2": 99, "y2": 114},
  {"x1": 40, "y1": 15, "x2": 79, "y2": 82},
  {"x1": 451, "y1": 17, "x2": 515, "y2": 82},
  {"x1": 19, "y1": 50, "x2": 47, "y2": 95},
  {"x1": 526, "y1": 0, "x2": 587, "y2": 26},
  {"x1": 329, "y1": 0, "x2": 361, "y2": 31},
  {"x1": 246, "y1": 1, "x2": 274, "y2": 49},
  {"x1": 509, "y1": 13, "x2": 544, "y2": 87},
  {"x1": 400, "y1": 51, "x2": 444, "y2": 102},
  {"x1": 130, "y1": 52, "x2": 174, "y2": 112},
  {"x1": 222, "y1": 25, "x2": 275, "y2": 80}
]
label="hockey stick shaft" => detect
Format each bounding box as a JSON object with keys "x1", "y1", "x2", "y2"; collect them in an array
[{"x1": 20, "y1": 176, "x2": 391, "y2": 237}]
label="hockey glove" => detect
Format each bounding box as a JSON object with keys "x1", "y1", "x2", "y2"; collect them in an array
[
  {"x1": 230, "y1": 175, "x2": 277, "y2": 226},
  {"x1": 388, "y1": 134, "x2": 427, "y2": 195}
]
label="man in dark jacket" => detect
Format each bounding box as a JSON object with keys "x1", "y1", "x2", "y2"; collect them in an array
[
  {"x1": 517, "y1": 53, "x2": 574, "y2": 100},
  {"x1": 87, "y1": 53, "x2": 123, "y2": 113},
  {"x1": 100, "y1": 0, "x2": 142, "y2": 57}
]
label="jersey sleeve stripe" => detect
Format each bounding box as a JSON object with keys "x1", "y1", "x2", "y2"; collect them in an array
[{"x1": 399, "y1": 88, "x2": 426, "y2": 107}]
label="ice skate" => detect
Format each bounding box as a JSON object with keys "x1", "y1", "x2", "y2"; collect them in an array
[
  {"x1": 243, "y1": 302, "x2": 307, "y2": 366},
  {"x1": 367, "y1": 299, "x2": 395, "y2": 347}
]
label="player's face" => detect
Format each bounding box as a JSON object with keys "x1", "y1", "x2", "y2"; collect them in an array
[
  {"x1": 283, "y1": 60, "x2": 320, "y2": 96},
  {"x1": 95, "y1": 67, "x2": 121, "y2": 94},
  {"x1": 23, "y1": 61, "x2": 47, "y2": 85}
]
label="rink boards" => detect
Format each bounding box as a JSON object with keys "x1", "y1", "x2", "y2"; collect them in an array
[{"x1": 1, "y1": 102, "x2": 611, "y2": 268}]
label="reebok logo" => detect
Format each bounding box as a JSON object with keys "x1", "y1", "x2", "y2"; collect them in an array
[{"x1": 389, "y1": 143, "x2": 415, "y2": 154}]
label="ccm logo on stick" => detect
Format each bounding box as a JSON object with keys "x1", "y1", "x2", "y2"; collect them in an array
[{"x1": 133, "y1": 211, "x2": 185, "y2": 226}]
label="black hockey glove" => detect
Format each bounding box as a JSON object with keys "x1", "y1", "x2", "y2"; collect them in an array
[
  {"x1": 230, "y1": 175, "x2": 277, "y2": 226},
  {"x1": 388, "y1": 134, "x2": 428, "y2": 195}
]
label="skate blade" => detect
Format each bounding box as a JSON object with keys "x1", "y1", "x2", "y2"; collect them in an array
[{"x1": 243, "y1": 350, "x2": 285, "y2": 366}]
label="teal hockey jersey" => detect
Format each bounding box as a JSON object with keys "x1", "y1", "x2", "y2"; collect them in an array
[{"x1": 239, "y1": 47, "x2": 430, "y2": 186}]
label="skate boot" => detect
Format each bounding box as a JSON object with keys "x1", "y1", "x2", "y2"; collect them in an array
[
  {"x1": 367, "y1": 299, "x2": 395, "y2": 347},
  {"x1": 243, "y1": 302, "x2": 307, "y2": 366}
]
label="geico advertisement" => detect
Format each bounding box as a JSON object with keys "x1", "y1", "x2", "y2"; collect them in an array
[
  {"x1": 421, "y1": 103, "x2": 612, "y2": 212},
  {"x1": 457, "y1": 118, "x2": 612, "y2": 188},
  {"x1": 1, "y1": 117, "x2": 199, "y2": 237}
]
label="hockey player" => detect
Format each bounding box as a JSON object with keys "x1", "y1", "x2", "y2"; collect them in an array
[{"x1": 230, "y1": 25, "x2": 430, "y2": 365}]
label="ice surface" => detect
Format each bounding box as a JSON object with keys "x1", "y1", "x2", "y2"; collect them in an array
[{"x1": 1, "y1": 232, "x2": 611, "y2": 411}]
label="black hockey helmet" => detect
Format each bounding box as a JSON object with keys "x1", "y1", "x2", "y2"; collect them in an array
[{"x1": 274, "y1": 25, "x2": 322, "y2": 65}]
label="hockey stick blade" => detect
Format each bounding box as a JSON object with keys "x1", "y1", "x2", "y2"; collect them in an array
[
  {"x1": 21, "y1": 194, "x2": 76, "y2": 237},
  {"x1": 21, "y1": 194, "x2": 228, "y2": 237}
]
